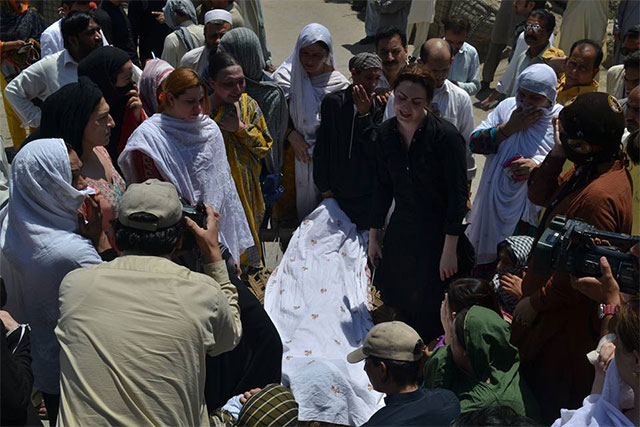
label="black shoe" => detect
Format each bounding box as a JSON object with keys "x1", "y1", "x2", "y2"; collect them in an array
[{"x1": 358, "y1": 35, "x2": 375, "y2": 45}]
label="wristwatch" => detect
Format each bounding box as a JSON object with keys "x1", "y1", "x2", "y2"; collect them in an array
[{"x1": 598, "y1": 304, "x2": 620, "y2": 319}]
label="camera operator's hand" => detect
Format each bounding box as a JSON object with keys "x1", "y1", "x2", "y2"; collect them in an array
[
  {"x1": 571, "y1": 256, "x2": 622, "y2": 306},
  {"x1": 513, "y1": 296, "x2": 538, "y2": 327},
  {"x1": 185, "y1": 204, "x2": 222, "y2": 264}
]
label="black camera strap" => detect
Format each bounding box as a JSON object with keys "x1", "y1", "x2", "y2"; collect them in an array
[{"x1": 536, "y1": 166, "x2": 593, "y2": 242}]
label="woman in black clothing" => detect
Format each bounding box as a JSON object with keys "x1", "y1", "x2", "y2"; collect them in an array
[{"x1": 368, "y1": 63, "x2": 471, "y2": 342}]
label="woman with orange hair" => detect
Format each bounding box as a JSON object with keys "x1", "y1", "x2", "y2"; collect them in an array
[
  {"x1": 118, "y1": 67, "x2": 253, "y2": 265},
  {"x1": 0, "y1": 0, "x2": 45, "y2": 148}
]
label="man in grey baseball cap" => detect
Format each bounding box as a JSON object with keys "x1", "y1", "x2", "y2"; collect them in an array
[
  {"x1": 55, "y1": 179, "x2": 242, "y2": 425},
  {"x1": 348, "y1": 321, "x2": 460, "y2": 426}
]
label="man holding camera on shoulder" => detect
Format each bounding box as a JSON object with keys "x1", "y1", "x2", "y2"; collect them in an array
[
  {"x1": 510, "y1": 92, "x2": 633, "y2": 424},
  {"x1": 54, "y1": 179, "x2": 242, "y2": 426}
]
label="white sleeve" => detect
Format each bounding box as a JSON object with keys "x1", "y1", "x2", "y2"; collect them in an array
[
  {"x1": 40, "y1": 30, "x2": 56, "y2": 58},
  {"x1": 4, "y1": 63, "x2": 47, "y2": 128},
  {"x1": 458, "y1": 95, "x2": 476, "y2": 180}
]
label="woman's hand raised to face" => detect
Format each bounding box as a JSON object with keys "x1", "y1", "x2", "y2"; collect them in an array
[
  {"x1": 503, "y1": 106, "x2": 544, "y2": 136},
  {"x1": 126, "y1": 83, "x2": 143, "y2": 123},
  {"x1": 499, "y1": 273, "x2": 523, "y2": 299},
  {"x1": 217, "y1": 103, "x2": 246, "y2": 133},
  {"x1": 78, "y1": 194, "x2": 102, "y2": 243}
]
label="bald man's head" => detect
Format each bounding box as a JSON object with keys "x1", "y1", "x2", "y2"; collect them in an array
[
  {"x1": 420, "y1": 38, "x2": 453, "y2": 63},
  {"x1": 626, "y1": 86, "x2": 640, "y2": 133},
  {"x1": 419, "y1": 38, "x2": 454, "y2": 88}
]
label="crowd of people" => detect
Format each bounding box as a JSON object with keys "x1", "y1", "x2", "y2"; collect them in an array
[{"x1": 0, "y1": 0, "x2": 639, "y2": 426}]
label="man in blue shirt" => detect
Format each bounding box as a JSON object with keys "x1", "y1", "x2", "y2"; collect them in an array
[
  {"x1": 443, "y1": 16, "x2": 481, "y2": 96},
  {"x1": 347, "y1": 321, "x2": 460, "y2": 426}
]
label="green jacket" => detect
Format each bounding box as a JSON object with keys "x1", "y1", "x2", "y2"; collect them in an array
[{"x1": 423, "y1": 306, "x2": 540, "y2": 420}]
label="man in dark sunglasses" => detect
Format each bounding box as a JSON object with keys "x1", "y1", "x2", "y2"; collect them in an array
[{"x1": 480, "y1": 8, "x2": 556, "y2": 110}]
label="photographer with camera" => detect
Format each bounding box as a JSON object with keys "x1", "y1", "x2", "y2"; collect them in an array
[
  {"x1": 55, "y1": 179, "x2": 242, "y2": 426},
  {"x1": 510, "y1": 92, "x2": 634, "y2": 424}
]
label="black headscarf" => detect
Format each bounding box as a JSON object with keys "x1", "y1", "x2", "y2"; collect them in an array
[
  {"x1": 77, "y1": 46, "x2": 132, "y2": 159},
  {"x1": 25, "y1": 77, "x2": 103, "y2": 156},
  {"x1": 559, "y1": 92, "x2": 626, "y2": 165}
]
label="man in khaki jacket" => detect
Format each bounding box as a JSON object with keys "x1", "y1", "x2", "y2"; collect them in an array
[{"x1": 55, "y1": 179, "x2": 242, "y2": 426}]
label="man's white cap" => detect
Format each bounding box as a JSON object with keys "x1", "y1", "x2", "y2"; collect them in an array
[{"x1": 204, "y1": 9, "x2": 232, "y2": 26}]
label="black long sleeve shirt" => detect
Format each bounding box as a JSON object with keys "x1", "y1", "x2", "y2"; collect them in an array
[
  {"x1": 127, "y1": 0, "x2": 171, "y2": 62},
  {"x1": 370, "y1": 114, "x2": 468, "y2": 235},
  {"x1": 313, "y1": 86, "x2": 384, "y2": 228},
  {"x1": 1, "y1": 322, "x2": 34, "y2": 426}
]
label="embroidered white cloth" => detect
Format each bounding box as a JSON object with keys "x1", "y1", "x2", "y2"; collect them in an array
[
  {"x1": 272, "y1": 24, "x2": 349, "y2": 220},
  {"x1": 466, "y1": 64, "x2": 562, "y2": 264},
  {"x1": 118, "y1": 113, "x2": 253, "y2": 262},
  {"x1": 0, "y1": 138, "x2": 102, "y2": 394},
  {"x1": 552, "y1": 358, "x2": 636, "y2": 426},
  {"x1": 264, "y1": 199, "x2": 384, "y2": 425}
]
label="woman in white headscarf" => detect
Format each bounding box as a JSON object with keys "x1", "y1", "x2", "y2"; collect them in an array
[
  {"x1": 272, "y1": 23, "x2": 349, "y2": 222},
  {"x1": 466, "y1": 63, "x2": 563, "y2": 266},
  {"x1": 0, "y1": 138, "x2": 104, "y2": 421},
  {"x1": 139, "y1": 59, "x2": 174, "y2": 115}
]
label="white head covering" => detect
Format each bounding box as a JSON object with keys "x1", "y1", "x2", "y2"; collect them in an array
[
  {"x1": 552, "y1": 358, "x2": 636, "y2": 427},
  {"x1": 204, "y1": 9, "x2": 232, "y2": 26},
  {"x1": 466, "y1": 63, "x2": 563, "y2": 264},
  {"x1": 163, "y1": 0, "x2": 198, "y2": 30},
  {"x1": 514, "y1": 63, "x2": 558, "y2": 114},
  {"x1": 272, "y1": 23, "x2": 349, "y2": 144},
  {"x1": 118, "y1": 114, "x2": 253, "y2": 262},
  {"x1": 140, "y1": 59, "x2": 174, "y2": 115},
  {"x1": 0, "y1": 138, "x2": 102, "y2": 394}
]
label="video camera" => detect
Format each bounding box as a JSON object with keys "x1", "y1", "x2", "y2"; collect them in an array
[{"x1": 533, "y1": 216, "x2": 640, "y2": 295}]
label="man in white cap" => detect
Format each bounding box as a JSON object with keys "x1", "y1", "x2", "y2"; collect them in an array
[
  {"x1": 347, "y1": 321, "x2": 460, "y2": 426},
  {"x1": 55, "y1": 179, "x2": 242, "y2": 426},
  {"x1": 181, "y1": 9, "x2": 232, "y2": 79}
]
